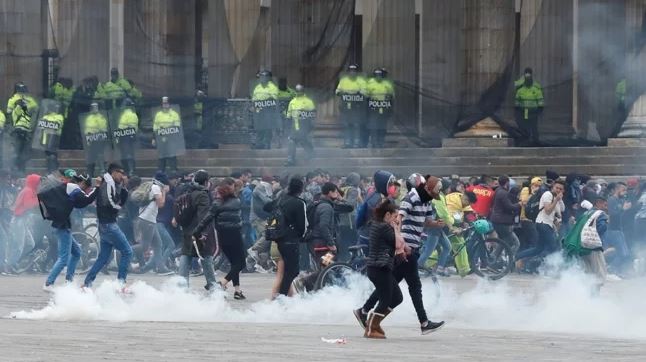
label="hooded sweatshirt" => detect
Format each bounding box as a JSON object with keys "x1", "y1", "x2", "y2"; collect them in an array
[{"x1": 14, "y1": 174, "x2": 40, "y2": 216}]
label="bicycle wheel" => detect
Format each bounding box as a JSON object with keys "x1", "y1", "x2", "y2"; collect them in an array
[
  {"x1": 314, "y1": 262, "x2": 355, "y2": 290},
  {"x1": 468, "y1": 237, "x2": 513, "y2": 280},
  {"x1": 73, "y1": 231, "x2": 100, "y2": 274},
  {"x1": 84, "y1": 223, "x2": 98, "y2": 240}
]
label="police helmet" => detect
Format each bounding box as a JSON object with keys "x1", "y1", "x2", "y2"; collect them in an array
[
  {"x1": 295, "y1": 84, "x2": 305, "y2": 94},
  {"x1": 121, "y1": 98, "x2": 135, "y2": 107},
  {"x1": 14, "y1": 82, "x2": 28, "y2": 93},
  {"x1": 373, "y1": 68, "x2": 384, "y2": 77},
  {"x1": 259, "y1": 70, "x2": 272, "y2": 78},
  {"x1": 348, "y1": 64, "x2": 359, "y2": 72}
]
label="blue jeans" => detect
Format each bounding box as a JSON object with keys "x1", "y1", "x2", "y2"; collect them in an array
[
  {"x1": 516, "y1": 223, "x2": 558, "y2": 261},
  {"x1": 418, "y1": 228, "x2": 451, "y2": 269},
  {"x1": 603, "y1": 230, "x2": 631, "y2": 273},
  {"x1": 46, "y1": 228, "x2": 81, "y2": 286},
  {"x1": 179, "y1": 254, "x2": 216, "y2": 289},
  {"x1": 84, "y1": 223, "x2": 133, "y2": 286},
  {"x1": 157, "y1": 222, "x2": 175, "y2": 266}
]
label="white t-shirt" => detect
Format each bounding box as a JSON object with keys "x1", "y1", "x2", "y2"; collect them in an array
[
  {"x1": 138, "y1": 184, "x2": 162, "y2": 223},
  {"x1": 535, "y1": 191, "x2": 564, "y2": 228}
]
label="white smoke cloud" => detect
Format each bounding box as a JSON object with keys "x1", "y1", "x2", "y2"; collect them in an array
[{"x1": 9, "y1": 268, "x2": 646, "y2": 340}]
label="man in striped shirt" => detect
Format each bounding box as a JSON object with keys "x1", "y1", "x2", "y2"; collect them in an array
[{"x1": 356, "y1": 175, "x2": 445, "y2": 335}]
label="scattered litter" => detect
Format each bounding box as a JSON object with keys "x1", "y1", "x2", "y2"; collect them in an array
[{"x1": 321, "y1": 337, "x2": 347, "y2": 344}]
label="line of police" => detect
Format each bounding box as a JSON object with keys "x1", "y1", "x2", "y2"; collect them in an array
[
  {"x1": 2, "y1": 68, "x2": 188, "y2": 177},
  {"x1": 251, "y1": 65, "x2": 396, "y2": 165}
]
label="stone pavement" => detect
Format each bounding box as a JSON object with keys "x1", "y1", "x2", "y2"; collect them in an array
[{"x1": 0, "y1": 274, "x2": 644, "y2": 361}]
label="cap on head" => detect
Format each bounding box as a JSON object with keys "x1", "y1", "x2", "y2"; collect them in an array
[
  {"x1": 295, "y1": 84, "x2": 304, "y2": 93},
  {"x1": 348, "y1": 64, "x2": 358, "y2": 72},
  {"x1": 531, "y1": 177, "x2": 543, "y2": 186},
  {"x1": 63, "y1": 169, "x2": 77, "y2": 179},
  {"x1": 373, "y1": 68, "x2": 384, "y2": 77},
  {"x1": 161, "y1": 96, "x2": 169, "y2": 104},
  {"x1": 90, "y1": 102, "x2": 99, "y2": 110}
]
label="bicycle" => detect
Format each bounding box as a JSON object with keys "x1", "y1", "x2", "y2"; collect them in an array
[
  {"x1": 313, "y1": 244, "x2": 368, "y2": 290},
  {"x1": 445, "y1": 219, "x2": 514, "y2": 280}
]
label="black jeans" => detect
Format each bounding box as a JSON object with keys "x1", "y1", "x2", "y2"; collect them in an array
[
  {"x1": 218, "y1": 227, "x2": 245, "y2": 286},
  {"x1": 12, "y1": 131, "x2": 31, "y2": 173},
  {"x1": 516, "y1": 111, "x2": 539, "y2": 145},
  {"x1": 363, "y1": 250, "x2": 428, "y2": 323},
  {"x1": 277, "y1": 239, "x2": 300, "y2": 295},
  {"x1": 366, "y1": 266, "x2": 403, "y2": 314}
]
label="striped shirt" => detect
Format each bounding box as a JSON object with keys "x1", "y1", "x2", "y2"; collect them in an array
[{"x1": 399, "y1": 188, "x2": 434, "y2": 248}]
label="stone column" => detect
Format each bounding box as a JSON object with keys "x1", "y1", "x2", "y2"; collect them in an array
[{"x1": 109, "y1": 0, "x2": 125, "y2": 76}]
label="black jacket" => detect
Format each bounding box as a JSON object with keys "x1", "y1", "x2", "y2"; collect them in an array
[
  {"x1": 181, "y1": 183, "x2": 212, "y2": 256},
  {"x1": 96, "y1": 173, "x2": 128, "y2": 224},
  {"x1": 263, "y1": 194, "x2": 307, "y2": 240},
  {"x1": 366, "y1": 221, "x2": 396, "y2": 270},
  {"x1": 193, "y1": 195, "x2": 241, "y2": 236},
  {"x1": 308, "y1": 197, "x2": 354, "y2": 247},
  {"x1": 490, "y1": 187, "x2": 521, "y2": 225}
]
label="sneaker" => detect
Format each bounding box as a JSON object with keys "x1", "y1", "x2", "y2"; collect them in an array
[
  {"x1": 42, "y1": 284, "x2": 55, "y2": 293},
  {"x1": 247, "y1": 247, "x2": 260, "y2": 263},
  {"x1": 353, "y1": 308, "x2": 368, "y2": 329},
  {"x1": 233, "y1": 291, "x2": 246, "y2": 300},
  {"x1": 255, "y1": 264, "x2": 269, "y2": 274},
  {"x1": 421, "y1": 320, "x2": 445, "y2": 335}
]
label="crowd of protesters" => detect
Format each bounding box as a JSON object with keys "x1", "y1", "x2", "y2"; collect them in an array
[{"x1": 0, "y1": 164, "x2": 644, "y2": 337}]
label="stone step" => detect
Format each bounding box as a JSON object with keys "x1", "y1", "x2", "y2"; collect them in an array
[{"x1": 51, "y1": 145, "x2": 646, "y2": 160}]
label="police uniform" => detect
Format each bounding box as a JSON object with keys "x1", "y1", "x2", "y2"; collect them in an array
[
  {"x1": 251, "y1": 81, "x2": 279, "y2": 149},
  {"x1": 6, "y1": 93, "x2": 38, "y2": 173},
  {"x1": 286, "y1": 93, "x2": 316, "y2": 165},
  {"x1": 153, "y1": 108, "x2": 181, "y2": 173},
  {"x1": 117, "y1": 108, "x2": 139, "y2": 175},
  {"x1": 84, "y1": 111, "x2": 109, "y2": 177},
  {"x1": 277, "y1": 86, "x2": 296, "y2": 147},
  {"x1": 0, "y1": 112, "x2": 5, "y2": 169},
  {"x1": 336, "y1": 74, "x2": 367, "y2": 147},
  {"x1": 95, "y1": 77, "x2": 142, "y2": 110},
  {"x1": 364, "y1": 77, "x2": 394, "y2": 148},
  {"x1": 39, "y1": 111, "x2": 65, "y2": 173},
  {"x1": 515, "y1": 80, "x2": 544, "y2": 145}
]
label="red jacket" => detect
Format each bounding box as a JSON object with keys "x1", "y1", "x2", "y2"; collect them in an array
[
  {"x1": 14, "y1": 174, "x2": 41, "y2": 216},
  {"x1": 467, "y1": 184, "x2": 495, "y2": 217}
]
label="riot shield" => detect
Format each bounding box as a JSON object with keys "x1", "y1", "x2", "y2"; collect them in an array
[
  {"x1": 80, "y1": 110, "x2": 110, "y2": 165},
  {"x1": 108, "y1": 107, "x2": 139, "y2": 161},
  {"x1": 250, "y1": 78, "x2": 280, "y2": 131},
  {"x1": 151, "y1": 104, "x2": 186, "y2": 158},
  {"x1": 31, "y1": 99, "x2": 64, "y2": 152}
]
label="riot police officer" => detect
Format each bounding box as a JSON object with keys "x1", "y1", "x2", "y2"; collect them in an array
[
  {"x1": 115, "y1": 98, "x2": 139, "y2": 175},
  {"x1": 251, "y1": 70, "x2": 279, "y2": 149},
  {"x1": 40, "y1": 103, "x2": 65, "y2": 173},
  {"x1": 83, "y1": 102, "x2": 109, "y2": 177},
  {"x1": 153, "y1": 96, "x2": 182, "y2": 173},
  {"x1": 336, "y1": 64, "x2": 367, "y2": 148},
  {"x1": 285, "y1": 85, "x2": 315, "y2": 166},
  {"x1": 6, "y1": 82, "x2": 38, "y2": 174},
  {"x1": 365, "y1": 68, "x2": 395, "y2": 148}
]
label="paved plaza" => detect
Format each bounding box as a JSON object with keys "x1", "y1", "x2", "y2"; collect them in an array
[{"x1": 0, "y1": 273, "x2": 644, "y2": 361}]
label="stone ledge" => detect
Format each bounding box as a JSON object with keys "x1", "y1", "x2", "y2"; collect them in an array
[
  {"x1": 607, "y1": 138, "x2": 646, "y2": 147},
  {"x1": 442, "y1": 137, "x2": 514, "y2": 148}
]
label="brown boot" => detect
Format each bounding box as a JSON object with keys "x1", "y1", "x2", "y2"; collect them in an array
[
  {"x1": 364, "y1": 312, "x2": 387, "y2": 339},
  {"x1": 373, "y1": 308, "x2": 392, "y2": 335}
]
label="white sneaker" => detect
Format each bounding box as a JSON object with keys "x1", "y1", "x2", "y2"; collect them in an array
[
  {"x1": 247, "y1": 248, "x2": 260, "y2": 263},
  {"x1": 42, "y1": 284, "x2": 55, "y2": 293},
  {"x1": 606, "y1": 274, "x2": 622, "y2": 282},
  {"x1": 255, "y1": 264, "x2": 268, "y2": 274}
]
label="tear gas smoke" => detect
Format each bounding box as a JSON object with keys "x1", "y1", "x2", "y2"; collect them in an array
[{"x1": 10, "y1": 262, "x2": 646, "y2": 340}]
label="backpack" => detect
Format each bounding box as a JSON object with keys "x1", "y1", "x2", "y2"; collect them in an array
[
  {"x1": 302, "y1": 200, "x2": 323, "y2": 243},
  {"x1": 130, "y1": 181, "x2": 154, "y2": 207},
  {"x1": 37, "y1": 182, "x2": 72, "y2": 222},
  {"x1": 525, "y1": 191, "x2": 543, "y2": 221},
  {"x1": 265, "y1": 197, "x2": 291, "y2": 242},
  {"x1": 173, "y1": 191, "x2": 197, "y2": 228}
]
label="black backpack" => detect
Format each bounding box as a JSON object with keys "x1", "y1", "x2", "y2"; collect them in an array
[
  {"x1": 265, "y1": 197, "x2": 291, "y2": 242},
  {"x1": 525, "y1": 191, "x2": 543, "y2": 222},
  {"x1": 37, "y1": 182, "x2": 72, "y2": 222}
]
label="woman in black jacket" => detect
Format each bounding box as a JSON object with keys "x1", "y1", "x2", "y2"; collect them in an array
[
  {"x1": 193, "y1": 178, "x2": 246, "y2": 299},
  {"x1": 354, "y1": 199, "x2": 404, "y2": 339}
]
